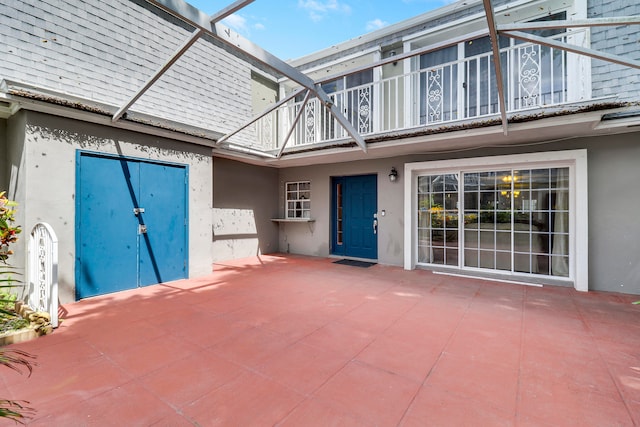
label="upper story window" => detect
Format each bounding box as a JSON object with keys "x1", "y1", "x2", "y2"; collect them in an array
[
  {"x1": 321, "y1": 70, "x2": 374, "y2": 94},
  {"x1": 514, "y1": 12, "x2": 568, "y2": 105}
]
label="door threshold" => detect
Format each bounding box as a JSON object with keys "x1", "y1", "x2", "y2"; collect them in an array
[{"x1": 432, "y1": 270, "x2": 543, "y2": 287}]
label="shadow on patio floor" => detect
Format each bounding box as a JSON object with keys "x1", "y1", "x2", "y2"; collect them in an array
[{"x1": 2, "y1": 254, "x2": 639, "y2": 426}]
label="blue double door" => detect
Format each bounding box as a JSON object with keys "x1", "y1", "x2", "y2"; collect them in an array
[
  {"x1": 76, "y1": 152, "x2": 188, "y2": 299},
  {"x1": 331, "y1": 174, "x2": 378, "y2": 260}
]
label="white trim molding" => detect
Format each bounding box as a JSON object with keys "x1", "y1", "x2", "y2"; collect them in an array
[{"x1": 404, "y1": 149, "x2": 589, "y2": 292}]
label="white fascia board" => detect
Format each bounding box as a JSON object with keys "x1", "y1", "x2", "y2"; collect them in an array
[
  {"x1": 594, "y1": 114, "x2": 640, "y2": 131},
  {"x1": 221, "y1": 143, "x2": 278, "y2": 159}
]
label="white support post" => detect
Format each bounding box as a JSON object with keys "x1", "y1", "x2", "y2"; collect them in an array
[{"x1": 403, "y1": 40, "x2": 413, "y2": 129}]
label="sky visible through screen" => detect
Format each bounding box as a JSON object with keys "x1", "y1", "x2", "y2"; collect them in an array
[{"x1": 185, "y1": 0, "x2": 454, "y2": 60}]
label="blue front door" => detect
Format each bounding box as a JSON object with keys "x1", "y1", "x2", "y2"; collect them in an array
[
  {"x1": 331, "y1": 174, "x2": 378, "y2": 260},
  {"x1": 76, "y1": 152, "x2": 188, "y2": 299}
]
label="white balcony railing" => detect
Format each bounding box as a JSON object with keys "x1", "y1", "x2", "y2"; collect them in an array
[{"x1": 251, "y1": 31, "x2": 583, "y2": 152}]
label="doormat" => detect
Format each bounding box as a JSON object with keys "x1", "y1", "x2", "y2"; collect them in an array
[{"x1": 333, "y1": 259, "x2": 377, "y2": 268}]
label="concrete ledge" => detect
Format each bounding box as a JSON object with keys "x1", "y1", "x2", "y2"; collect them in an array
[
  {"x1": 0, "y1": 326, "x2": 39, "y2": 346},
  {"x1": 0, "y1": 302, "x2": 54, "y2": 346}
]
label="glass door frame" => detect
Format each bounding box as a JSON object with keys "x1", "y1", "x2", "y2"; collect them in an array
[{"x1": 403, "y1": 150, "x2": 589, "y2": 291}]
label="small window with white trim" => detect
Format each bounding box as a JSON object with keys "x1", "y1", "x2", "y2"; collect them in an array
[{"x1": 286, "y1": 181, "x2": 311, "y2": 219}]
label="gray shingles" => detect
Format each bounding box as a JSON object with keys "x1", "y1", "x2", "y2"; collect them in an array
[
  {"x1": 2, "y1": 0, "x2": 639, "y2": 137},
  {"x1": 589, "y1": 0, "x2": 640, "y2": 101},
  {"x1": 1, "y1": 0, "x2": 261, "y2": 140}
]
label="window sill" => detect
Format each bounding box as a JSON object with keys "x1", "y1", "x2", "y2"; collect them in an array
[{"x1": 271, "y1": 218, "x2": 315, "y2": 223}]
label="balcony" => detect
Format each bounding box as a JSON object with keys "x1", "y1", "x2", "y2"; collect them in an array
[{"x1": 247, "y1": 30, "x2": 588, "y2": 154}]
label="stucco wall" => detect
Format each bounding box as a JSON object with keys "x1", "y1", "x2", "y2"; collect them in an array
[
  {"x1": 585, "y1": 133, "x2": 640, "y2": 295},
  {"x1": 277, "y1": 159, "x2": 406, "y2": 266},
  {"x1": 278, "y1": 131, "x2": 640, "y2": 295},
  {"x1": 8, "y1": 111, "x2": 212, "y2": 303},
  {"x1": 212, "y1": 157, "x2": 279, "y2": 262},
  {"x1": 4, "y1": 113, "x2": 27, "y2": 276}
]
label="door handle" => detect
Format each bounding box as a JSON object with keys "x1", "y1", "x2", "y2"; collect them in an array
[{"x1": 373, "y1": 219, "x2": 378, "y2": 235}]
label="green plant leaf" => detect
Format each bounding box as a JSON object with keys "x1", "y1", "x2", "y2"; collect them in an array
[
  {"x1": 0, "y1": 349, "x2": 36, "y2": 377},
  {"x1": 0, "y1": 399, "x2": 36, "y2": 424},
  {"x1": 0, "y1": 193, "x2": 33, "y2": 424}
]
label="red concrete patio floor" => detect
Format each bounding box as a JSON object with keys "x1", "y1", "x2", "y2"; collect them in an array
[{"x1": 1, "y1": 255, "x2": 639, "y2": 426}]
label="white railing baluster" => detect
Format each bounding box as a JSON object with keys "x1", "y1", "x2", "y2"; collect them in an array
[
  {"x1": 257, "y1": 30, "x2": 581, "y2": 152},
  {"x1": 487, "y1": 56, "x2": 493, "y2": 114}
]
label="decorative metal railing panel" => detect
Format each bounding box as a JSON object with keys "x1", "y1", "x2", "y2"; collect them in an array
[
  {"x1": 427, "y1": 68, "x2": 444, "y2": 122},
  {"x1": 518, "y1": 44, "x2": 542, "y2": 108},
  {"x1": 305, "y1": 101, "x2": 317, "y2": 144},
  {"x1": 255, "y1": 31, "x2": 580, "y2": 152},
  {"x1": 255, "y1": 113, "x2": 275, "y2": 150},
  {"x1": 356, "y1": 87, "x2": 372, "y2": 133},
  {"x1": 28, "y1": 222, "x2": 59, "y2": 328}
]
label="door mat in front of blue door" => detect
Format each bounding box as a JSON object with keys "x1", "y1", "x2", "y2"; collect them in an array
[{"x1": 333, "y1": 259, "x2": 377, "y2": 268}]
